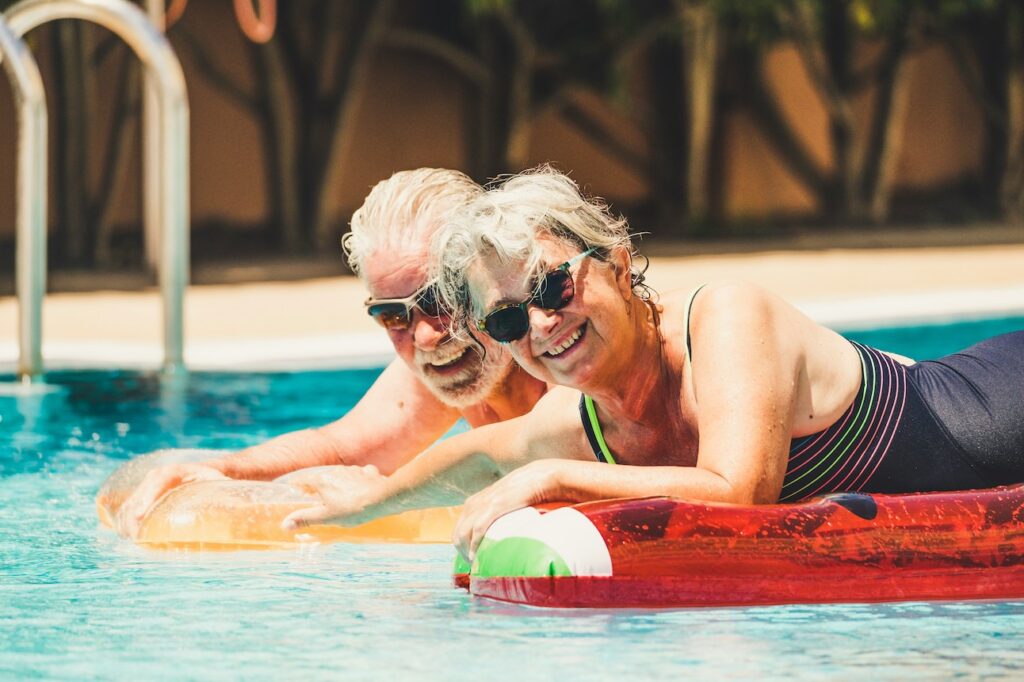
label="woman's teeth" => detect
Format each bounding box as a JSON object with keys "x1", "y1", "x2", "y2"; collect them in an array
[
  {"x1": 547, "y1": 328, "x2": 583, "y2": 357},
  {"x1": 430, "y1": 347, "x2": 468, "y2": 368}
]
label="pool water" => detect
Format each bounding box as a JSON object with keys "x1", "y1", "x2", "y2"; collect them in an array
[{"x1": 2, "y1": 317, "x2": 1023, "y2": 680}]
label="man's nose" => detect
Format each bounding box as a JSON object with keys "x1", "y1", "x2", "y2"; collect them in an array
[{"x1": 412, "y1": 312, "x2": 447, "y2": 350}]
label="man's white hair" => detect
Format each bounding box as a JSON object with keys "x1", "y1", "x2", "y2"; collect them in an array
[
  {"x1": 432, "y1": 165, "x2": 645, "y2": 323},
  {"x1": 342, "y1": 168, "x2": 482, "y2": 278}
]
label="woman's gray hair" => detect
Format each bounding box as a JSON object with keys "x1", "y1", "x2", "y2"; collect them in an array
[
  {"x1": 432, "y1": 165, "x2": 649, "y2": 324},
  {"x1": 342, "y1": 168, "x2": 482, "y2": 278}
]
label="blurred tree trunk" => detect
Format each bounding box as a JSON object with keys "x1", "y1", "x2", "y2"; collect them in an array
[
  {"x1": 861, "y1": 10, "x2": 916, "y2": 224},
  {"x1": 92, "y1": 54, "x2": 142, "y2": 266},
  {"x1": 646, "y1": 34, "x2": 686, "y2": 233},
  {"x1": 1001, "y1": 2, "x2": 1024, "y2": 223},
  {"x1": 463, "y1": 1, "x2": 680, "y2": 185},
  {"x1": 974, "y1": 10, "x2": 1010, "y2": 218},
  {"x1": 681, "y1": 0, "x2": 718, "y2": 226},
  {"x1": 253, "y1": 37, "x2": 302, "y2": 251},
  {"x1": 941, "y1": 0, "x2": 1022, "y2": 223},
  {"x1": 179, "y1": 1, "x2": 394, "y2": 253},
  {"x1": 783, "y1": 0, "x2": 860, "y2": 221},
  {"x1": 473, "y1": 16, "x2": 513, "y2": 180},
  {"x1": 864, "y1": 50, "x2": 911, "y2": 224},
  {"x1": 742, "y1": 0, "x2": 916, "y2": 224},
  {"x1": 48, "y1": 26, "x2": 144, "y2": 268},
  {"x1": 312, "y1": 0, "x2": 394, "y2": 250},
  {"x1": 53, "y1": 22, "x2": 92, "y2": 266},
  {"x1": 490, "y1": 5, "x2": 536, "y2": 172},
  {"x1": 379, "y1": 24, "x2": 495, "y2": 179},
  {"x1": 734, "y1": 40, "x2": 829, "y2": 203}
]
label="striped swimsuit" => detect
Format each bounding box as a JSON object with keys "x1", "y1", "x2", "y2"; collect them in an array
[
  {"x1": 580, "y1": 290, "x2": 1024, "y2": 500},
  {"x1": 778, "y1": 342, "x2": 906, "y2": 502}
]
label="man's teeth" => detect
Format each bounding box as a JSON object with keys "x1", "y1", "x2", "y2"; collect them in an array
[
  {"x1": 430, "y1": 347, "x2": 468, "y2": 368},
  {"x1": 547, "y1": 328, "x2": 583, "y2": 357}
]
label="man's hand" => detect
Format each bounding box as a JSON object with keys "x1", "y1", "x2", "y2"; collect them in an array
[
  {"x1": 279, "y1": 465, "x2": 388, "y2": 530},
  {"x1": 117, "y1": 462, "x2": 228, "y2": 538}
]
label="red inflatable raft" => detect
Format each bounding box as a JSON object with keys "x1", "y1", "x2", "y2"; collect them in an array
[{"x1": 455, "y1": 486, "x2": 1024, "y2": 608}]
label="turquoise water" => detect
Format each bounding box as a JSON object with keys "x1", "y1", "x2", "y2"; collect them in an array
[{"x1": 2, "y1": 316, "x2": 1023, "y2": 680}]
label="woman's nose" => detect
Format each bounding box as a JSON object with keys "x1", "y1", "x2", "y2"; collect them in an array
[{"x1": 527, "y1": 305, "x2": 561, "y2": 340}]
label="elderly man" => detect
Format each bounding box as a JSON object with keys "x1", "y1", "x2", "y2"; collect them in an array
[{"x1": 119, "y1": 169, "x2": 547, "y2": 533}]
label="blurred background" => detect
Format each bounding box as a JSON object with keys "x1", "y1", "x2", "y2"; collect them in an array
[{"x1": 1, "y1": 0, "x2": 1022, "y2": 283}]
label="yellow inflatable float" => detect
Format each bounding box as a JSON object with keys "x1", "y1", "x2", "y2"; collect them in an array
[{"x1": 97, "y1": 450, "x2": 459, "y2": 550}]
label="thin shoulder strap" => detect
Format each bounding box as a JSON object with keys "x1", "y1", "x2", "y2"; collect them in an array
[
  {"x1": 579, "y1": 393, "x2": 617, "y2": 465},
  {"x1": 683, "y1": 284, "x2": 707, "y2": 363}
]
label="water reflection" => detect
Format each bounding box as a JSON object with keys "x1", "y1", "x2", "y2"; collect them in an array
[{"x1": 3, "y1": 362, "x2": 1024, "y2": 679}]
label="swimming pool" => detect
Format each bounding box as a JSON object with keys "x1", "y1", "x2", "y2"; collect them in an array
[{"x1": 2, "y1": 317, "x2": 1023, "y2": 679}]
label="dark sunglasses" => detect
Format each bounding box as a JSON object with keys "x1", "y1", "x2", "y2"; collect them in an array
[
  {"x1": 365, "y1": 282, "x2": 443, "y2": 331},
  {"x1": 475, "y1": 247, "x2": 596, "y2": 343}
]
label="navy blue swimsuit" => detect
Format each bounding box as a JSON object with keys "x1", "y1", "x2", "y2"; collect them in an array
[
  {"x1": 779, "y1": 335, "x2": 1024, "y2": 500},
  {"x1": 581, "y1": 319, "x2": 1024, "y2": 500}
]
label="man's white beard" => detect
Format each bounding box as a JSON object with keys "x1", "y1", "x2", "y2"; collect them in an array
[{"x1": 416, "y1": 341, "x2": 513, "y2": 410}]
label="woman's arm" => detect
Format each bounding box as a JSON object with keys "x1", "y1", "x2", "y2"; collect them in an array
[
  {"x1": 452, "y1": 458, "x2": 744, "y2": 560},
  {"x1": 281, "y1": 387, "x2": 587, "y2": 530},
  {"x1": 685, "y1": 283, "x2": 817, "y2": 502}
]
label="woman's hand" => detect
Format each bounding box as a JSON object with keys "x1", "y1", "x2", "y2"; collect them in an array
[
  {"x1": 117, "y1": 462, "x2": 228, "y2": 538},
  {"x1": 453, "y1": 459, "x2": 564, "y2": 562},
  {"x1": 280, "y1": 464, "x2": 388, "y2": 530}
]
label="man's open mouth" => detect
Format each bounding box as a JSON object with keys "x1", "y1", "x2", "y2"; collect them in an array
[{"x1": 428, "y1": 346, "x2": 471, "y2": 371}]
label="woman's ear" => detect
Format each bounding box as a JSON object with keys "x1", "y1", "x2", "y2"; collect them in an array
[{"x1": 610, "y1": 246, "x2": 633, "y2": 300}]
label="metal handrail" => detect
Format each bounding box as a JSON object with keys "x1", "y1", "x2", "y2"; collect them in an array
[
  {"x1": 0, "y1": 16, "x2": 46, "y2": 381},
  {"x1": 3, "y1": 0, "x2": 190, "y2": 376}
]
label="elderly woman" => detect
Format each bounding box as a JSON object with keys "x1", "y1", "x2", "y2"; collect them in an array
[{"x1": 284, "y1": 167, "x2": 1024, "y2": 560}]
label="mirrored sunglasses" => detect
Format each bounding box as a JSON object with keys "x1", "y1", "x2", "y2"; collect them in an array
[{"x1": 365, "y1": 283, "x2": 443, "y2": 331}]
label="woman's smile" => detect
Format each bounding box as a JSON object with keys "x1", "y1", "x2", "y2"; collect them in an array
[{"x1": 540, "y1": 322, "x2": 587, "y2": 359}]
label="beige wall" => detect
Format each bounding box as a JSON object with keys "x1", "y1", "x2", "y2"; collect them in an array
[
  {"x1": 898, "y1": 45, "x2": 985, "y2": 187},
  {"x1": 720, "y1": 42, "x2": 988, "y2": 219},
  {"x1": 0, "y1": 13, "x2": 992, "y2": 241},
  {"x1": 331, "y1": 50, "x2": 473, "y2": 216}
]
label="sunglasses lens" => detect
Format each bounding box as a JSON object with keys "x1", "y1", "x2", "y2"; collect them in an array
[
  {"x1": 416, "y1": 285, "x2": 442, "y2": 318},
  {"x1": 536, "y1": 269, "x2": 574, "y2": 310},
  {"x1": 367, "y1": 303, "x2": 411, "y2": 331},
  {"x1": 483, "y1": 307, "x2": 530, "y2": 343},
  {"x1": 479, "y1": 267, "x2": 578, "y2": 342}
]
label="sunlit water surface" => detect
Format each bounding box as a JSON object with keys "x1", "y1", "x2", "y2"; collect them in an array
[{"x1": 2, "y1": 318, "x2": 1024, "y2": 680}]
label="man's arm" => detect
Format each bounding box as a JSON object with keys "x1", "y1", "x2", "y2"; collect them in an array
[{"x1": 216, "y1": 358, "x2": 460, "y2": 478}]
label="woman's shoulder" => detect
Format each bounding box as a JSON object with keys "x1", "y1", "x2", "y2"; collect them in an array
[
  {"x1": 517, "y1": 386, "x2": 595, "y2": 460},
  {"x1": 663, "y1": 281, "x2": 780, "y2": 324},
  {"x1": 530, "y1": 385, "x2": 585, "y2": 415}
]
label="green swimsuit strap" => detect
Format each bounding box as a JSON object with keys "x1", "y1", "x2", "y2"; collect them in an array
[{"x1": 580, "y1": 393, "x2": 617, "y2": 465}]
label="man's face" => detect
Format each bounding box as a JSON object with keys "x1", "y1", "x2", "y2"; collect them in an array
[{"x1": 362, "y1": 248, "x2": 513, "y2": 408}]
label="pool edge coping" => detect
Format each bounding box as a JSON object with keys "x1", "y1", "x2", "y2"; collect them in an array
[{"x1": 2, "y1": 284, "x2": 1024, "y2": 372}]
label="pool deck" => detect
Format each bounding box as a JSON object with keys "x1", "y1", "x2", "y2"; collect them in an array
[{"x1": 2, "y1": 235, "x2": 1024, "y2": 371}]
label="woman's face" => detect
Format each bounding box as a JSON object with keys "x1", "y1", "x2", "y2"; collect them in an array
[{"x1": 465, "y1": 235, "x2": 632, "y2": 390}]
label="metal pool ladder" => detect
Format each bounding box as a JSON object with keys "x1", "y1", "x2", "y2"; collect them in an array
[{"x1": 0, "y1": 0, "x2": 190, "y2": 382}]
